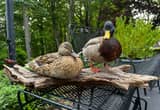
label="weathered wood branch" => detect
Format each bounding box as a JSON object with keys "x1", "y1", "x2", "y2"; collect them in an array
[{"x1": 3, "y1": 64, "x2": 159, "y2": 91}]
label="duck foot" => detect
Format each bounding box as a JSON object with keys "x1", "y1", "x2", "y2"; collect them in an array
[{"x1": 91, "y1": 67, "x2": 101, "y2": 73}]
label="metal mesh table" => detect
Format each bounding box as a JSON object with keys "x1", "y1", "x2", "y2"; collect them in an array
[
  {"x1": 16, "y1": 53, "x2": 160, "y2": 110},
  {"x1": 17, "y1": 85, "x2": 135, "y2": 110}
]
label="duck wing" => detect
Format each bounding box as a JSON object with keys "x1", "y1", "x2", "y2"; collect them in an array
[
  {"x1": 82, "y1": 36, "x2": 105, "y2": 62},
  {"x1": 83, "y1": 37, "x2": 103, "y2": 48},
  {"x1": 27, "y1": 52, "x2": 59, "y2": 70},
  {"x1": 36, "y1": 53, "x2": 59, "y2": 65}
]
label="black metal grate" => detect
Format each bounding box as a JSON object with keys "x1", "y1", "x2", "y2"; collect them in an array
[{"x1": 28, "y1": 85, "x2": 134, "y2": 110}]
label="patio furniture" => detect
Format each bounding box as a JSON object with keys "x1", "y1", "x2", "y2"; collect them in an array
[
  {"x1": 135, "y1": 54, "x2": 160, "y2": 92},
  {"x1": 15, "y1": 60, "x2": 157, "y2": 110},
  {"x1": 17, "y1": 85, "x2": 135, "y2": 110}
]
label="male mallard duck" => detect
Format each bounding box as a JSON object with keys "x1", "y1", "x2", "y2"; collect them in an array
[
  {"x1": 27, "y1": 42, "x2": 83, "y2": 79},
  {"x1": 82, "y1": 21, "x2": 122, "y2": 72}
]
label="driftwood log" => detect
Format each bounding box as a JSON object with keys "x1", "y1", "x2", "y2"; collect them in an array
[{"x1": 3, "y1": 64, "x2": 159, "y2": 91}]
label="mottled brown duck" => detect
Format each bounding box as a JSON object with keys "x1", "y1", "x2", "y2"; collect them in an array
[{"x1": 27, "y1": 42, "x2": 83, "y2": 79}]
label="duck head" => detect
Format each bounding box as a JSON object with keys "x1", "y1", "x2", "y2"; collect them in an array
[
  {"x1": 99, "y1": 21, "x2": 122, "y2": 62},
  {"x1": 103, "y1": 21, "x2": 115, "y2": 39},
  {"x1": 58, "y1": 42, "x2": 78, "y2": 57}
]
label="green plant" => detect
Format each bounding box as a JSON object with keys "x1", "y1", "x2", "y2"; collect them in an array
[
  {"x1": 0, "y1": 41, "x2": 7, "y2": 69},
  {"x1": 0, "y1": 70, "x2": 24, "y2": 110},
  {"x1": 0, "y1": 70, "x2": 52, "y2": 110},
  {"x1": 0, "y1": 41, "x2": 27, "y2": 68},
  {"x1": 115, "y1": 17, "x2": 160, "y2": 59},
  {"x1": 16, "y1": 48, "x2": 27, "y2": 66}
]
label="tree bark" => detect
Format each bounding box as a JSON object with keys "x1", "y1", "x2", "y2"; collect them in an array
[
  {"x1": 83, "y1": 0, "x2": 90, "y2": 27},
  {"x1": 50, "y1": 0, "x2": 59, "y2": 48},
  {"x1": 23, "y1": 6, "x2": 31, "y2": 61},
  {"x1": 67, "y1": 0, "x2": 74, "y2": 42}
]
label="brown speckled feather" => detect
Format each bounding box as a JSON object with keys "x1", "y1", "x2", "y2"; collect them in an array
[
  {"x1": 27, "y1": 53, "x2": 83, "y2": 79},
  {"x1": 27, "y1": 42, "x2": 83, "y2": 79}
]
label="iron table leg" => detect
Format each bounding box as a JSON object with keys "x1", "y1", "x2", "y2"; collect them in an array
[{"x1": 17, "y1": 90, "x2": 23, "y2": 110}]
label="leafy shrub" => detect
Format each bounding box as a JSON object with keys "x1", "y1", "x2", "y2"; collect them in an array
[
  {"x1": 0, "y1": 71, "x2": 55, "y2": 110},
  {"x1": 16, "y1": 48, "x2": 27, "y2": 66},
  {"x1": 0, "y1": 71, "x2": 24, "y2": 110},
  {"x1": 115, "y1": 17, "x2": 160, "y2": 59},
  {"x1": 0, "y1": 40, "x2": 27, "y2": 68},
  {"x1": 0, "y1": 41, "x2": 7, "y2": 69}
]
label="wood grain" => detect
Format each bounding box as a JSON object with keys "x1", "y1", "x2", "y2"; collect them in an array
[{"x1": 3, "y1": 64, "x2": 159, "y2": 91}]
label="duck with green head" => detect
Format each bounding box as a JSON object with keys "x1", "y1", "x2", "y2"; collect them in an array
[{"x1": 82, "y1": 21, "x2": 122, "y2": 73}]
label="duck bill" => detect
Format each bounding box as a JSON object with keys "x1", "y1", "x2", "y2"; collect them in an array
[
  {"x1": 103, "y1": 31, "x2": 110, "y2": 39},
  {"x1": 71, "y1": 50, "x2": 79, "y2": 58}
]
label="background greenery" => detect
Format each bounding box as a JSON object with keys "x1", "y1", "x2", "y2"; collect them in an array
[
  {"x1": 116, "y1": 17, "x2": 160, "y2": 59},
  {"x1": 0, "y1": 0, "x2": 159, "y2": 67},
  {"x1": 0, "y1": 71, "x2": 24, "y2": 110}
]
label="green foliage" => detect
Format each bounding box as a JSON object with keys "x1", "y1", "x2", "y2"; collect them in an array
[
  {"x1": 0, "y1": 71, "x2": 24, "y2": 110},
  {"x1": 16, "y1": 48, "x2": 27, "y2": 65},
  {"x1": 1, "y1": 0, "x2": 160, "y2": 60},
  {"x1": 116, "y1": 17, "x2": 160, "y2": 59},
  {"x1": 0, "y1": 41, "x2": 7, "y2": 69},
  {"x1": 0, "y1": 71, "x2": 53, "y2": 110}
]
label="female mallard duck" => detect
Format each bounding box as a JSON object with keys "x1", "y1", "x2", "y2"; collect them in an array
[
  {"x1": 27, "y1": 42, "x2": 83, "y2": 79},
  {"x1": 82, "y1": 21, "x2": 122, "y2": 72}
]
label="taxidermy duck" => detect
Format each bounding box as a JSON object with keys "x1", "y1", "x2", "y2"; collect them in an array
[
  {"x1": 82, "y1": 21, "x2": 122, "y2": 73},
  {"x1": 27, "y1": 42, "x2": 83, "y2": 79}
]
